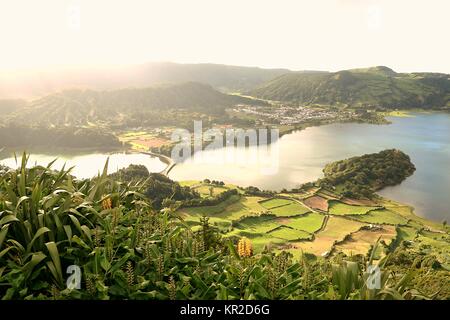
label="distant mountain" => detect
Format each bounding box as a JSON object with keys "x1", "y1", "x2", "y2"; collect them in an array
[
  {"x1": 4, "y1": 82, "x2": 266, "y2": 127},
  {"x1": 249, "y1": 66, "x2": 450, "y2": 109},
  {"x1": 0, "y1": 62, "x2": 291, "y2": 99}
]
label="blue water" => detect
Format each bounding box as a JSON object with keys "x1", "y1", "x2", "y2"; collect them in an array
[{"x1": 171, "y1": 113, "x2": 450, "y2": 221}]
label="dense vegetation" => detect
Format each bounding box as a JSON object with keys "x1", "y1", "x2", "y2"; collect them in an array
[
  {"x1": 3, "y1": 82, "x2": 266, "y2": 127},
  {"x1": 249, "y1": 66, "x2": 450, "y2": 109},
  {"x1": 0, "y1": 155, "x2": 447, "y2": 300},
  {"x1": 0, "y1": 125, "x2": 123, "y2": 150},
  {"x1": 320, "y1": 149, "x2": 416, "y2": 198},
  {"x1": 109, "y1": 165, "x2": 199, "y2": 210}
]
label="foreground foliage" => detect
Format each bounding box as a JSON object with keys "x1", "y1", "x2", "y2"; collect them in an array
[{"x1": 0, "y1": 155, "x2": 448, "y2": 300}]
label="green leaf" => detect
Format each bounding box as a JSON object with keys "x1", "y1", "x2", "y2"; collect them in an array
[
  {"x1": 22, "y1": 252, "x2": 46, "y2": 278},
  {"x1": 45, "y1": 242, "x2": 63, "y2": 285},
  {"x1": 63, "y1": 225, "x2": 72, "y2": 243},
  {"x1": 0, "y1": 215, "x2": 19, "y2": 227},
  {"x1": 26, "y1": 227, "x2": 51, "y2": 253},
  {"x1": 80, "y1": 225, "x2": 92, "y2": 243}
]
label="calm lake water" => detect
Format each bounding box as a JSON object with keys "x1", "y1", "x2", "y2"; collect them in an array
[
  {"x1": 170, "y1": 113, "x2": 450, "y2": 221},
  {"x1": 1, "y1": 113, "x2": 448, "y2": 221},
  {"x1": 0, "y1": 152, "x2": 166, "y2": 179}
]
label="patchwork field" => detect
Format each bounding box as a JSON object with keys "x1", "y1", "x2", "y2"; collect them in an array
[
  {"x1": 293, "y1": 216, "x2": 366, "y2": 256},
  {"x1": 178, "y1": 182, "x2": 446, "y2": 260},
  {"x1": 316, "y1": 189, "x2": 340, "y2": 200},
  {"x1": 351, "y1": 209, "x2": 408, "y2": 225},
  {"x1": 269, "y1": 202, "x2": 310, "y2": 217},
  {"x1": 179, "y1": 194, "x2": 242, "y2": 217},
  {"x1": 260, "y1": 198, "x2": 293, "y2": 209},
  {"x1": 328, "y1": 200, "x2": 380, "y2": 216},
  {"x1": 341, "y1": 197, "x2": 377, "y2": 206},
  {"x1": 334, "y1": 225, "x2": 397, "y2": 256},
  {"x1": 237, "y1": 216, "x2": 280, "y2": 233},
  {"x1": 118, "y1": 131, "x2": 171, "y2": 151},
  {"x1": 303, "y1": 196, "x2": 329, "y2": 211},
  {"x1": 180, "y1": 195, "x2": 269, "y2": 224},
  {"x1": 268, "y1": 226, "x2": 312, "y2": 241},
  {"x1": 279, "y1": 212, "x2": 325, "y2": 233}
]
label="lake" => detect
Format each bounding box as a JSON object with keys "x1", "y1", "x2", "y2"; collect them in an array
[
  {"x1": 1, "y1": 113, "x2": 449, "y2": 221},
  {"x1": 169, "y1": 113, "x2": 450, "y2": 222},
  {"x1": 0, "y1": 152, "x2": 167, "y2": 179}
]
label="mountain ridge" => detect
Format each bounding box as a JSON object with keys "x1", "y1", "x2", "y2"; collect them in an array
[
  {"x1": 0, "y1": 62, "x2": 291, "y2": 99},
  {"x1": 249, "y1": 66, "x2": 450, "y2": 109},
  {"x1": 3, "y1": 82, "x2": 266, "y2": 127}
]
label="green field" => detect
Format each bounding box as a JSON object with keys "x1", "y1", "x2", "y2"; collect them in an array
[
  {"x1": 237, "y1": 216, "x2": 280, "y2": 233},
  {"x1": 268, "y1": 226, "x2": 312, "y2": 241},
  {"x1": 179, "y1": 195, "x2": 267, "y2": 222},
  {"x1": 180, "y1": 194, "x2": 241, "y2": 217},
  {"x1": 260, "y1": 198, "x2": 293, "y2": 209},
  {"x1": 193, "y1": 184, "x2": 229, "y2": 197},
  {"x1": 269, "y1": 202, "x2": 310, "y2": 217},
  {"x1": 280, "y1": 212, "x2": 325, "y2": 233},
  {"x1": 328, "y1": 200, "x2": 379, "y2": 215},
  {"x1": 351, "y1": 209, "x2": 408, "y2": 225},
  {"x1": 318, "y1": 216, "x2": 366, "y2": 239}
]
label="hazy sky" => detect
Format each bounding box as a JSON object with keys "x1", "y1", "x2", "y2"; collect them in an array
[{"x1": 1, "y1": 0, "x2": 449, "y2": 73}]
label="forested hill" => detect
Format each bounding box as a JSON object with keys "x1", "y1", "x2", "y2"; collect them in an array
[
  {"x1": 320, "y1": 149, "x2": 416, "y2": 198},
  {"x1": 3, "y1": 82, "x2": 265, "y2": 127},
  {"x1": 249, "y1": 66, "x2": 450, "y2": 109}
]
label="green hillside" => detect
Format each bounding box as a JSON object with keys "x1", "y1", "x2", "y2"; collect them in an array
[
  {"x1": 249, "y1": 66, "x2": 450, "y2": 109},
  {"x1": 4, "y1": 82, "x2": 265, "y2": 127}
]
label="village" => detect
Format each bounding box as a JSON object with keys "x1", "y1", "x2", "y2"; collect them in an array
[{"x1": 232, "y1": 104, "x2": 357, "y2": 125}]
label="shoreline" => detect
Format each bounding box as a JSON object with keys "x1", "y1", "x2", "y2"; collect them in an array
[{"x1": 140, "y1": 150, "x2": 176, "y2": 176}]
